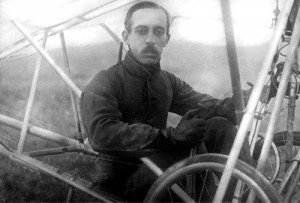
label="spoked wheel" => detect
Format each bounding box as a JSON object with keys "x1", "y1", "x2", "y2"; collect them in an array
[
  {"x1": 144, "y1": 153, "x2": 282, "y2": 202},
  {"x1": 252, "y1": 135, "x2": 281, "y2": 183},
  {"x1": 272, "y1": 131, "x2": 300, "y2": 194}
]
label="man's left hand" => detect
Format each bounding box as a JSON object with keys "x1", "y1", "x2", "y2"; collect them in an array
[{"x1": 196, "y1": 105, "x2": 237, "y2": 125}]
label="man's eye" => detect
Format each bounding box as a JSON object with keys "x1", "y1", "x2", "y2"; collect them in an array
[
  {"x1": 136, "y1": 29, "x2": 147, "y2": 35},
  {"x1": 155, "y1": 29, "x2": 165, "y2": 36}
]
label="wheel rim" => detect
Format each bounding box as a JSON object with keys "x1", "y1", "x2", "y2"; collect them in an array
[
  {"x1": 145, "y1": 154, "x2": 281, "y2": 202},
  {"x1": 253, "y1": 136, "x2": 281, "y2": 183},
  {"x1": 147, "y1": 162, "x2": 269, "y2": 202}
]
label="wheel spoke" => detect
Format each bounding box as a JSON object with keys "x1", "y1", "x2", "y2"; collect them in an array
[
  {"x1": 145, "y1": 154, "x2": 281, "y2": 202},
  {"x1": 167, "y1": 188, "x2": 174, "y2": 202},
  {"x1": 198, "y1": 169, "x2": 212, "y2": 200}
]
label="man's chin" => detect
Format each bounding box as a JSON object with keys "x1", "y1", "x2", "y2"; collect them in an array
[{"x1": 140, "y1": 58, "x2": 159, "y2": 66}]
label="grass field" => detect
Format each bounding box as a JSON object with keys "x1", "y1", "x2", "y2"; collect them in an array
[{"x1": 0, "y1": 40, "x2": 299, "y2": 201}]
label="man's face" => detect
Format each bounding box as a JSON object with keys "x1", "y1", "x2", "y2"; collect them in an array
[{"x1": 123, "y1": 8, "x2": 170, "y2": 65}]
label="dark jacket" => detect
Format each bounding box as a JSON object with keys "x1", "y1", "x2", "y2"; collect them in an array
[{"x1": 80, "y1": 51, "x2": 234, "y2": 158}]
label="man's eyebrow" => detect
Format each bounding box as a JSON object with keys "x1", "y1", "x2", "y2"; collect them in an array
[
  {"x1": 134, "y1": 25, "x2": 148, "y2": 30},
  {"x1": 154, "y1": 25, "x2": 166, "y2": 30}
]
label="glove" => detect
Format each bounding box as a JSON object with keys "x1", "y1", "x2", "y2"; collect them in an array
[
  {"x1": 195, "y1": 104, "x2": 237, "y2": 125},
  {"x1": 213, "y1": 105, "x2": 237, "y2": 124},
  {"x1": 166, "y1": 109, "x2": 207, "y2": 146}
]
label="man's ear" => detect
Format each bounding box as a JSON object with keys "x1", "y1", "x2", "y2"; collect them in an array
[
  {"x1": 122, "y1": 30, "x2": 129, "y2": 45},
  {"x1": 164, "y1": 34, "x2": 171, "y2": 47}
]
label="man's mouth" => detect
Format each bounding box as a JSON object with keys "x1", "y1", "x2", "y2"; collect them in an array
[
  {"x1": 143, "y1": 51, "x2": 158, "y2": 58},
  {"x1": 144, "y1": 52, "x2": 157, "y2": 56},
  {"x1": 142, "y1": 46, "x2": 159, "y2": 58}
]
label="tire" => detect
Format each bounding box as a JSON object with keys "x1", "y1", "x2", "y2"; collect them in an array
[
  {"x1": 272, "y1": 131, "x2": 300, "y2": 194},
  {"x1": 252, "y1": 135, "x2": 281, "y2": 183},
  {"x1": 144, "y1": 153, "x2": 282, "y2": 202}
]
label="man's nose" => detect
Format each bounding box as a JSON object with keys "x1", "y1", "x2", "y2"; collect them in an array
[{"x1": 145, "y1": 33, "x2": 155, "y2": 45}]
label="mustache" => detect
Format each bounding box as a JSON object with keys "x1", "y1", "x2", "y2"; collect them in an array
[{"x1": 141, "y1": 46, "x2": 159, "y2": 54}]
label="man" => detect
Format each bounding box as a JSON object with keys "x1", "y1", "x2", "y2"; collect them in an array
[{"x1": 80, "y1": 1, "x2": 253, "y2": 201}]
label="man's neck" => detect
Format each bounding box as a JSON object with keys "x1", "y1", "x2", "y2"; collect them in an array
[{"x1": 127, "y1": 50, "x2": 161, "y2": 77}]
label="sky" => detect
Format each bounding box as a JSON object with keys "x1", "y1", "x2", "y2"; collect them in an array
[{"x1": 0, "y1": 0, "x2": 283, "y2": 55}]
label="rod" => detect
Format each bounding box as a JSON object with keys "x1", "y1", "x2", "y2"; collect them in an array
[
  {"x1": 99, "y1": 23, "x2": 128, "y2": 51},
  {"x1": 12, "y1": 19, "x2": 82, "y2": 98},
  {"x1": 118, "y1": 42, "x2": 124, "y2": 62},
  {"x1": 0, "y1": 145, "x2": 115, "y2": 202},
  {"x1": 284, "y1": 165, "x2": 300, "y2": 202},
  {"x1": 141, "y1": 157, "x2": 163, "y2": 176},
  {"x1": 66, "y1": 187, "x2": 74, "y2": 203},
  {"x1": 249, "y1": 103, "x2": 265, "y2": 154},
  {"x1": 60, "y1": 31, "x2": 83, "y2": 141},
  {"x1": 49, "y1": 0, "x2": 138, "y2": 34},
  {"x1": 17, "y1": 33, "x2": 48, "y2": 154},
  {"x1": 213, "y1": 0, "x2": 295, "y2": 201},
  {"x1": 0, "y1": 113, "x2": 97, "y2": 156},
  {"x1": 247, "y1": 4, "x2": 300, "y2": 202},
  {"x1": 141, "y1": 157, "x2": 195, "y2": 202},
  {"x1": 0, "y1": 0, "x2": 137, "y2": 60},
  {"x1": 286, "y1": 74, "x2": 297, "y2": 163},
  {"x1": 278, "y1": 139, "x2": 300, "y2": 192},
  {"x1": 0, "y1": 31, "x2": 44, "y2": 60},
  {"x1": 220, "y1": 0, "x2": 245, "y2": 124},
  {"x1": 26, "y1": 146, "x2": 86, "y2": 157}
]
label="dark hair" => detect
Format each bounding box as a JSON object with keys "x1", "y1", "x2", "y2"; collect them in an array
[{"x1": 124, "y1": 1, "x2": 170, "y2": 35}]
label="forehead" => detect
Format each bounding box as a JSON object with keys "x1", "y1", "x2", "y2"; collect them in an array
[{"x1": 130, "y1": 8, "x2": 168, "y2": 29}]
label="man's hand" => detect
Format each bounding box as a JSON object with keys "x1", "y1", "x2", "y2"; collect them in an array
[
  {"x1": 196, "y1": 105, "x2": 237, "y2": 125},
  {"x1": 213, "y1": 105, "x2": 237, "y2": 124},
  {"x1": 167, "y1": 109, "x2": 207, "y2": 146}
]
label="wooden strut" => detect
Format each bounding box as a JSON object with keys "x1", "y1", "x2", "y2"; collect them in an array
[
  {"x1": 213, "y1": 0, "x2": 295, "y2": 202},
  {"x1": 219, "y1": 1, "x2": 245, "y2": 201},
  {"x1": 247, "y1": 3, "x2": 300, "y2": 201},
  {"x1": 0, "y1": 0, "x2": 138, "y2": 60},
  {"x1": 220, "y1": 0, "x2": 245, "y2": 125},
  {"x1": 0, "y1": 144, "x2": 116, "y2": 202},
  {"x1": 26, "y1": 146, "x2": 92, "y2": 157},
  {"x1": 12, "y1": 19, "x2": 82, "y2": 98},
  {"x1": 0, "y1": 113, "x2": 97, "y2": 156},
  {"x1": 4, "y1": 18, "x2": 193, "y2": 202},
  {"x1": 17, "y1": 33, "x2": 48, "y2": 154},
  {"x1": 60, "y1": 31, "x2": 84, "y2": 142}
]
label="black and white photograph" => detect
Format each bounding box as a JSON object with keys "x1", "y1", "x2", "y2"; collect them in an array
[{"x1": 0, "y1": 0, "x2": 300, "y2": 202}]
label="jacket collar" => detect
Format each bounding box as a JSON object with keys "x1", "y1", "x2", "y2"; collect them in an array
[{"x1": 122, "y1": 50, "x2": 161, "y2": 78}]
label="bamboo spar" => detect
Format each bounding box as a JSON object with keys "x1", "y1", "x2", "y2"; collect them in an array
[
  {"x1": 0, "y1": 145, "x2": 115, "y2": 202},
  {"x1": 17, "y1": 33, "x2": 48, "y2": 154},
  {"x1": 0, "y1": 113, "x2": 97, "y2": 155},
  {"x1": 213, "y1": 0, "x2": 295, "y2": 202},
  {"x1": 12, "y1": 19, "x2": 82, "y2": 98},
  {"x1": 247, "y1": 5, "x2": 300, "y2": 202},
  {"x1": 220, "y1": 0, "x2": 245, "y2": 124},
  {"x1": 0, "y1": 0, "x2": 138, "y2": 60},
  {"x1": 220, "y1": 1, "x2": 246, "y2": 201},
  {"x1": 60, "y1": 31, "x2": 83, "y2": 141}
]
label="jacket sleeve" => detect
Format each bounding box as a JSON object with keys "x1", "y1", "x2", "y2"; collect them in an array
[
  {"x1": 80, "y1": 72, "x2": 170, "y2": 157},
  {"x1": 168, "y1": 73, "x2": 235, "y2": 117}
]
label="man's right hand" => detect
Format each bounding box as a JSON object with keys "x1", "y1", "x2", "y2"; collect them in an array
[{"x1": 167, "y1": 109, "x2": 207, "y2": 146}]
